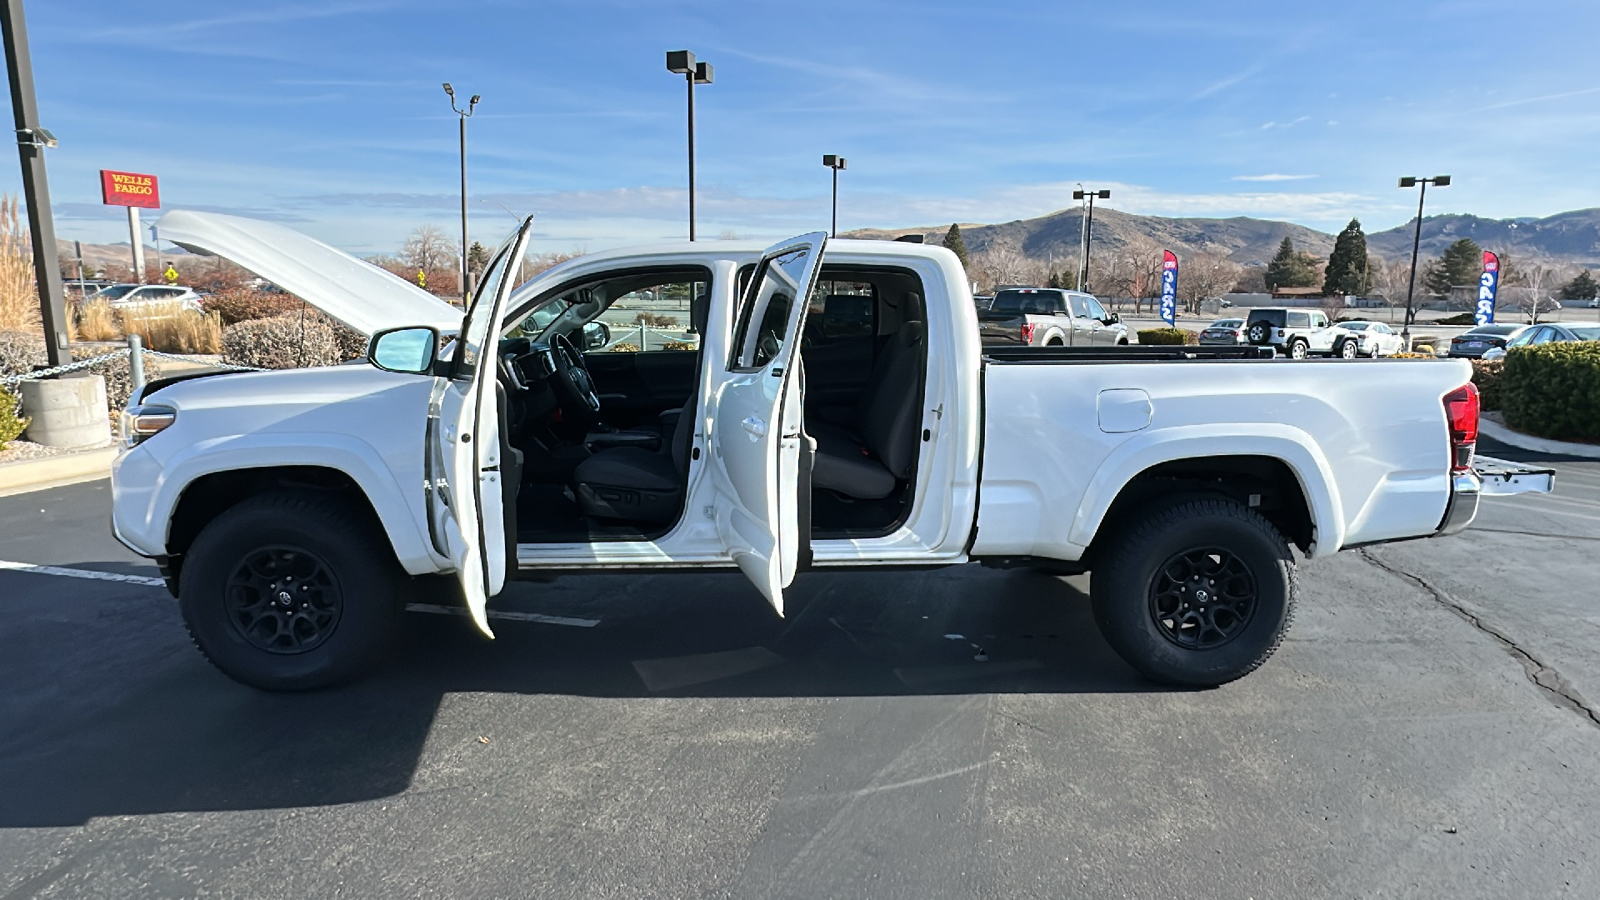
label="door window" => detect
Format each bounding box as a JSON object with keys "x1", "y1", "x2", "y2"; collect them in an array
[
  {"x1": 1083, "y1": 295, "x2": 1109, "y2": 321},
  {"x1": 1287, "y1": 311, "x2": 1310, "y2": 329},
  {"x1": 731, "y1": 248, "x2": 811, "y2": 370},
  {"x1": 1529, "y1": 327, "x2": 1556, "y2": 345},
  {"x1": 453, "y1": 238, "x2": 514, "y2": 381},
  {"x1": 1069, "y1": 295, "x2": 1091, "y2": 318}
]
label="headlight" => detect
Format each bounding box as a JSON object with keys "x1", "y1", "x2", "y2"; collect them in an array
[{"x1": 120, "y1": 404, "x2": 176, "y2": 448}]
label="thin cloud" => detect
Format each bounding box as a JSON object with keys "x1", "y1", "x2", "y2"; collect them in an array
[
  {"x1": 1472, "y1": 85, "x2": 1600, "y2": 112},
  {"x1": 1191, "y1": 60, "x2": 1269, "y2": 100},
  {"x1": 1232, "y1": 174, "x2": 1317, "y2": 182}
]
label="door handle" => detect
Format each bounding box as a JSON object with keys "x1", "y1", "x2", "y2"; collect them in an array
[{"x1": 741, "y1": 416, "x2": 767, "y2": 438}]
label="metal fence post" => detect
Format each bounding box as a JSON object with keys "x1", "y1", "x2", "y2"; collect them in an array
[{"x1": 128, "y1": 333, "x2": 145, "y2": 393}]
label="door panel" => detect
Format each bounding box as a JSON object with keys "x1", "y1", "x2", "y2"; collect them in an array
[
  {"x1": 582, "y1": 349, "x2": 698, "y2": 426},
  {"x1": 709, "y1": 232, "x2": 828, "y2": 615},
  {"x1": 430, "y1": 220, "x2": 533, "y2": 637}
]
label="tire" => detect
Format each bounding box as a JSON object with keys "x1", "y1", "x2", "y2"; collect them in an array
[
  {"x1": 1046, "y1": 337, "x2": 1065, "y2": 347},
  {"x1": 1246, "y1": 321, "x2": 1272, "y2": 345},
  {"x1": 1090, "y1": 498, "x2": 1296, "y2": 687},
  {"x1": 178, "y1": 491, "x2": 403, "y2": 691},
  {"x1": 1287, "y1": 338, "x2": 1309, "y2": 359},
  {"x1": 1339, "y1": 339, "x2": 1358, "y2": 359}
]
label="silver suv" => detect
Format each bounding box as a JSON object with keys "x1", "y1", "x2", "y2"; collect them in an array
[{"x1": 1244, "y1": 307, "x2": 1339, "y2": 358}]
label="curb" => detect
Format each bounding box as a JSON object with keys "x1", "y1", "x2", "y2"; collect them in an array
[
  {"x1": 0, "y1": 446, "x2": 118, "y2": 496},
  {"x1": 1480, "y1": 413, "x2": 1600, "y2": 460}
]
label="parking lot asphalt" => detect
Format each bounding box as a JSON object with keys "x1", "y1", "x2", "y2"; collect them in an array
[{"x1": 2, "y1": 437, "x2": 1598, "y2": 898}]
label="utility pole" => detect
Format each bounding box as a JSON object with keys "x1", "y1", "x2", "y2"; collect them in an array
[
  {"x1": 1398, "y1": 175, "x2": 1451, "y2": 349},
  {"x1": 444, "y1": 83, "x2": 478, "y2": 304},
  {"x1": 2, "y1": 0, "x2": 70, "y2": 366},
  {"x1": 666, "y1": 51, "x2": 713, "y2": 241},
  {"x1": 1073, "y1": 187, "x2": 1111, "y2": 293}
]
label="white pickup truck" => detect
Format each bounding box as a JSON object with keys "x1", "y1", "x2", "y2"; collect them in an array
[{"x1": 111, "y1": 212, "x2": 1554, "y2": 691}]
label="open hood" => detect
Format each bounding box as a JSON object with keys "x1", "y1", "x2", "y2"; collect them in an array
[{"x1": 155, "y1": 210, "x2": 463, "y2": 336}]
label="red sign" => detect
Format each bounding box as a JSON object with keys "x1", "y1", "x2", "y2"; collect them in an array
[{"x1": 100, "y1": 169, "x2": 160, "y2": 208}]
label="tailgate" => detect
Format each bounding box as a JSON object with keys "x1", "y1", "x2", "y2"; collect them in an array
[
  {"x1": 978, "y1": 315, "x2": 1024, "y2": 344},
  {"x1": 1473, "y1": 455, "x2": 1556, "y2": 496}
]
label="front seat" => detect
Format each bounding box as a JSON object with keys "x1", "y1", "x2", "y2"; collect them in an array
[
  {"x1": 571, "y1": 289, "x2": 708, "y2": 524},
  {"x1": 809, "y1": 315, "x2": 926, "y2": 500}
]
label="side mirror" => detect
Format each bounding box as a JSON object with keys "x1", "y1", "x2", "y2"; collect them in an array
[
  {"x1": 369, "y1": 326, "x2": 439, "y2": 374},
  {"x1": 582, "y1": 321, "x2": 610, "y2": 350},
  {"x1": 1108, "y1": 312, "x2": 1121, "y2": 324}
]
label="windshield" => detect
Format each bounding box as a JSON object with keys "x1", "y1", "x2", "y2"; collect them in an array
[{"x1": 92, "y1": 285, "x2": 136, "y2": 300}]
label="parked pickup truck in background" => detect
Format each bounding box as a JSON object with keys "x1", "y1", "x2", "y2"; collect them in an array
[
  {"x1": 112, "y1": 211, "x2": 1554, "y2": 692},
  {"x1": 977, "y1": 287, "x2": 1131, "y2": 346}
]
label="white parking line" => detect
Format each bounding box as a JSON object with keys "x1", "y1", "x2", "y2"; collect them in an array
[
  {"x1": 0, "y1": 559, "x2": 165, "y2": 587},
  {"x1": 0, "y1": 560, "x2": 601, "y2": 627}
]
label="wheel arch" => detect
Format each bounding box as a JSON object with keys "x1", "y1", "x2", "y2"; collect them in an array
[{"x1": 1070, "y1": 428, "x2": 1344, "y2": 558}]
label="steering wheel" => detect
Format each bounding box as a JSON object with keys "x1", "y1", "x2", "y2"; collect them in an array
[{"x1": 549, "y1": 332, "x2": 601, "y2": 418}]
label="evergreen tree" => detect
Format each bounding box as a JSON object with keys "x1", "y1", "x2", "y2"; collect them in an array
[
  {"x1": 466, "y1": 241, "x2": 490, "y2": 279},
  {"x1": 1422, "y1": 238, "x2": 1482, "y2": 296},
  {"x1": 1560, "y1": 270, "x2": 1600, "y2": 301},
  {"x1": 1265, "y1": 237, "x2": 1317, "y2": 290},
  {"x1": 943, "y1": 224, "x2": 970, "y2": 271},
  {"x1": 1047, "y1": 270, "x2": 1062, "y2": 289},
  {"x1": 1322, "y1": 219, "x2": 1370, "y2": 296}
]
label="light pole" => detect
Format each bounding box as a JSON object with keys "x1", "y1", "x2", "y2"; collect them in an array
[
  {"x1": 822, "y1": 155, "x2": 847, "y2": 236},
  {"x1": 666, "y1": 50, "x2": 713, "y2": 241},
  {"x1": 1398, "y1": 175, "x2": 1450, "y2": 348},
  {"x1": 443, "y1": 83, "x2": 479, "y2": 304},
  {"x1": 1072, "y1": 188, "x2": 1111, "y2": 292}
]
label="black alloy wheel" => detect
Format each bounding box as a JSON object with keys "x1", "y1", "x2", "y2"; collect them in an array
[
  {"x1": 225, "y1": 546, "x2": 343, "y2": 654},
  {"x1": 1147, "y1": 547, "x2": 1257, "y2": 650}
]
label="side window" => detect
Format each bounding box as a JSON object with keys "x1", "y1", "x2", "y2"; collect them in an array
[
  {"x1": 1311, "y1": 312, "x2": 1328, "y2": 328},
  {"x1": 1068, "y1": 295, "x2": 1091, "y2": 318},
  {"x1": 608, "y1": 279, "x2": 706, "y2": 353},
  {"x1": 1530, "y1": 327, "x2": 1556, "y2": 345},
  {"x1": 731, "y1": 248, "x2": 809, "y2": 371},
  {"x1": 1287, "y1": 311, "x2": 1310, "y2": 329},
  {"x1": 1084, "y1": 295, "x2": 1108, "y2": 321}
]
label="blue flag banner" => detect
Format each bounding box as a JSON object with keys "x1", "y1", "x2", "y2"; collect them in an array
[
  {"x1": 1159, "y1": 250, "x2": 1178, "y2": 326},
  {"x1": 1476, "y1": 251, "x2": 1500, "y2": 326}
]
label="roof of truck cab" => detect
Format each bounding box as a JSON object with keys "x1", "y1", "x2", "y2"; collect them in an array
[{"x1": 541, "y1": 238, "x2": 954, "y2": 267}]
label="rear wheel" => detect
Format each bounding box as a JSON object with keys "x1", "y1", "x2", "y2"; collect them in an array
[
  {"x1": 178, "y1": 491, "x2": 403, "y2": 691},
  {"x1": 1046, "y1": 336, "x2": 1065, "y2": 347},
  {"x1": 1091, "y1": 498, "x2": 1296, "y2": 686}
]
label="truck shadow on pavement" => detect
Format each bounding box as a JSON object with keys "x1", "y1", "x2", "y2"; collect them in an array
[{"x1": 0, "y1": 565, "x2": 1153, "y2": 827}]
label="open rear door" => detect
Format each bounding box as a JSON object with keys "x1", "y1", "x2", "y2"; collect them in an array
[
  {"x1": 708, "y1": 232, "x2": 828, "y2": 615},
  {"x1": 431, "y1": 220, "x2": 533, "y2": 637}
]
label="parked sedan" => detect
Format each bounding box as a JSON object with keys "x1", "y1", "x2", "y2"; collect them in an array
[
  {"x1": 1448, "y1": 323, "x2": 1528, "y2": 359},
  {"x1": 1330, "y1": 321, "x2": 1405, "y2": 358},
  {"x1": 89, "y1": 283, "x2": 204, "y2": 312},
  {"x1": 1482, "y1": 323, "x2": 1600, "y2": 360},
  {"x1": 1198, "y1": 318, "x2": 1247, "y2": 345}
]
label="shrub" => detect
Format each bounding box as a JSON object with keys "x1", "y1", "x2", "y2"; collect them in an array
[
  {"x1": 1437, "y1": 312, "x2": 1477, "y2": 325},
  {"x1": 1137, "y1": 328, "x2": 1198, "y2": 345},
  {"x1": 0, "y1": 385, "x2": 26, "y2": 449},
  {"x1": 326, "y1": 316, "x2": 368, "y2": 361},
  {"x1": 1470, "y1": 359, "x2": 1505, "y2": 410},
  {"x1": 222, "y1": 314, "x2": 341, "y2": 369},
  {"x1": 0, "y1": 328, "x2": 44, "y2": 376},
  {"x1": 1390, "y1": 352, "x2": 1439, "y2": 359},
  {"x1": 202, "y1": 289, "x2": 305, "y2": 326},
  {"x1": 76, "y1": 346, "x2": 164, "y2": 413},
  {"x1": 635, "y1": 312, "x2": 679, "y2": 328},
  {"x1": 0, "y1": 196, "x2": 36, "y2": 331},
  {"x1": 76, "y1": 299, "x2": 122, "y2": 341},
  {"x1": 1501, "y1": 343, "x2": 1600, "y2": 442},
  {"x1": 608, "y1": 342, "x2": 641, "y2": 353},
  {"x1": 120, "y1": 303, "x2": 222, "y2": 355}
]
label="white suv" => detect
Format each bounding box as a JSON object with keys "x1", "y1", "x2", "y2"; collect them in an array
[{"x1": 1244, "y1": 307, "x2": 1339, "y2": 358}]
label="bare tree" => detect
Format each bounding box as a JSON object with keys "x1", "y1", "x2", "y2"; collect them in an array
[
  {"x1": 970, "y1": 241, "x2": 1045, "y2": 293},
  {"x1": 401, "y1": 225, "x2": 459, "y2": 274},
  {"x1": 1099, "y1": 234, "x2": 1165, "y2": 313},
  {"x1": 1502, "y1": 259, "x2": 1563, "y2": 324},
  {"x1": 1180, "y1": 253, "x2": 1242, "y2": 315}
]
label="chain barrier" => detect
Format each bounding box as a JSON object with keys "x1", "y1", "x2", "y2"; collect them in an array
[
  {"x1": 1, "y1": 347, "x2": 265, "y2": 391},
  {"x1": 140, "y1": 349, "x2": 264, "y2": 373}
]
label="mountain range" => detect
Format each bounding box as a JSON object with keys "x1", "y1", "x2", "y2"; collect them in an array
[{"x1": 844, "y1": 208, "x2": 1600, "y2": 269}]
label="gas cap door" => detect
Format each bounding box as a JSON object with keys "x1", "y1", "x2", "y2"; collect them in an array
[{"x1": 1097, "y1": 388, "x2": 1152, "y2": 433}]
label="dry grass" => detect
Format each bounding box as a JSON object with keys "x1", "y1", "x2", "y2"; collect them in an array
[
  {"x1": 121, "y1": 302, "x2": 222, "y2": 355},
  {"x1": 0, "y1": 196, "x2": 37, "y2": 331},
  {"x1": 76, "y1": 299, "x2": 122, "y2": 341}
]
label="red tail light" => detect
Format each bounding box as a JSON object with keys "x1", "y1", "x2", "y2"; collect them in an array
[
  {"x1": 1021, "y1": 322, "x2": 1038, "y2": 344},
  {"x1": 1443, "y1": 382, "x2": 1479, "y2": 473}
]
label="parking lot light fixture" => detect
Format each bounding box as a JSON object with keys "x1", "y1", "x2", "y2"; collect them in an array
[
  {"x1": 822, "y1": 155, "x2": 847, "y2": 236},
  {"x1": 445, "y1": 83, "x2": 479, "y2": 304},
  {"x1": 1071, "y1": 188, "x2": 1111, "y2": 292},
  {"x1": 667, "y1": 51, "x2": 713, "y2": 241},
  {"x1": 1399, "y1": 175, "x2": 1450, "y2": 349}
]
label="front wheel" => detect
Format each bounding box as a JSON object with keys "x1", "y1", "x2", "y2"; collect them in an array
[
  {"x1": 1288, "y1": 339, "x2": 1309, "y2": 359},
  {"x1": 178, "y1": 491, "x2": 403, "y2": 691},
  {"x1": 1091, "y1": 498, "x2": 1296, "y2": 686},
  {"x1": 1339, "y1": 339, "x2": 1358, "y2": 359}
]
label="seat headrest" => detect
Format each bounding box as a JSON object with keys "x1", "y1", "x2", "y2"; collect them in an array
[
  {"x1": 898, "y1": 320, "x2": 925, "y2": 347},
  {"x1": 901, "y1": 291, "x2": 925, "y2": 323},
  {"x1": 690, "y1": 290, "x2": 710, "y2": 334}
]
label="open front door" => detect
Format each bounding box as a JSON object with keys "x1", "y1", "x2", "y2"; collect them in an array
[
  {"x1": 431, "y1": 220, "x2": 533, "y2": 637},
  {"x1": 710, "y1": 232, "x2": 828, "y2": 615}
]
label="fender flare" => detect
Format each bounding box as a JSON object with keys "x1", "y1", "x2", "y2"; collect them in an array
[
  {"x1": 151, "y1": 432, "x2": 443, "y2": 575},
  {"x1": 1067, "y1": 424, "x2": 1346, "y2": 557}
]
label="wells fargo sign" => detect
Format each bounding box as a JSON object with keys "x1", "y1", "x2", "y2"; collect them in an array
[{"x1": 100, "y1": 169, "x2": 160, "y2": 208}]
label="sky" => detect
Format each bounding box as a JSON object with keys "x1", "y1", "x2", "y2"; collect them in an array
[{"x1": 5, "y1": 0, "x2": 1600, "y2": 258}]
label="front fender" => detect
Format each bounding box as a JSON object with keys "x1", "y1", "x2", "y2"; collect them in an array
[
  {"x1": 1067, "y1": 424, "x2": 1345, "y2": 556},
  {"x1": 115, "y1": 431, "x2": 443, "y2": 575}
]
